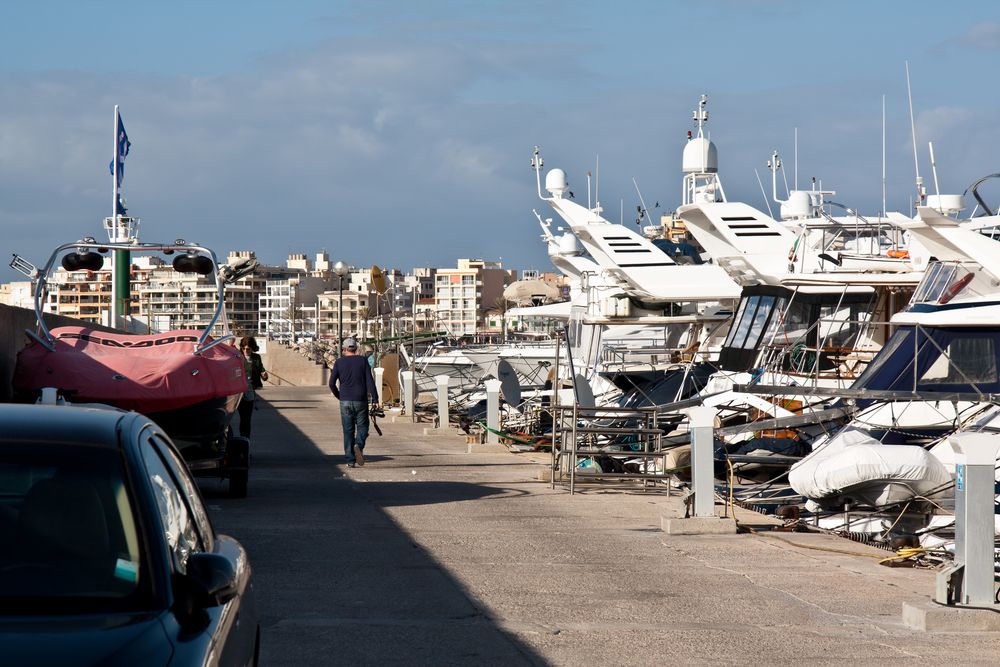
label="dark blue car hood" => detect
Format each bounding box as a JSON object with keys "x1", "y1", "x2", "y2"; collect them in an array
[{"x1": 0, "y1": 612, "x2": 172, "y2": 667}]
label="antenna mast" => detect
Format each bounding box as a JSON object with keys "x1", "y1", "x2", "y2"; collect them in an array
[
  {"x1": 881, "y1": 94, "x2": 887, "y2": 217},
  {"x1": 794, "y1": 127, "x2": 798, "y2": 191},
  {"x1": 905, "y1": 61, "x2": 925, "y2": 207}
]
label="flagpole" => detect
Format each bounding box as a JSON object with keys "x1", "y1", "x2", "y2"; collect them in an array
[{"x1": 111, "y1": 105, "x2": 120, "y2": 325}]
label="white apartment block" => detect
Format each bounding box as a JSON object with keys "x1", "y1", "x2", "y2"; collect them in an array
[{"x1": 434, "y1": 259, "x2": 515, "y2": 337}]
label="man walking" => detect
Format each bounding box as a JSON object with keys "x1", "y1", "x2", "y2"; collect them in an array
[{"x1": 329, "y1": 337, "x2": 380, "y2": 468}]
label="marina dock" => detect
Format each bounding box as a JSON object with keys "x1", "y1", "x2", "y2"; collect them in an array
[{"x1": 207, "y1": 386, "x2": 1000, "y2": 665}]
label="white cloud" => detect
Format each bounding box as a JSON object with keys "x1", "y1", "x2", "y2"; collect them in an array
[{"x1": 962, "y1": 21, "x2": 1000, "y2": 50}]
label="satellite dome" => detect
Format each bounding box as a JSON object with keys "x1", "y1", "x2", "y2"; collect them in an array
[
  {"x1": 682, "y1": 137, "x2": 718, "y2": 174},
  {"x1": 545, "y1": 168, "x2": 568, "y2": 197},
  {"x1": 780, "y1": 191, "x2": 813, "y2": 220},
  {"x1": 926, "y1": 194, "x2": 965, "y2": 217},
  {"x1": 552, "y1": 232, "x2": 582, "y2": 257}
]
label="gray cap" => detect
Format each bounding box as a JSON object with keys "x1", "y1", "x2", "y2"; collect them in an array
[{"x1": 342, "y1": 337, "x2": 359, "y2": 350}]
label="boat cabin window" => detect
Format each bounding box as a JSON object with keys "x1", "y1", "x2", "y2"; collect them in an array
[
  {"x1": 719, "y1": 287, "x2": 876, "y2": 373},
  {"x1": 856, "y1": 326, "x2": 1000, "y2": 393},
  {"x1": 910, "y1": 262, "x2": 979, "y2": 305},
  {"x1": 722, "y1": 295, "x2": 784, "y2": 351},
  {"x1": 920, "y1": 337, "x2": 996, "y2": 385}
]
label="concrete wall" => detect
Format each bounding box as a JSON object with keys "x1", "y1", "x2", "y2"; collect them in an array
[
  {"x1": 0, "y1": 304, "x2": 117, "y2": 402},
  {"x1": 260, "y1": 342, "x2": 330, "y2": 387}
]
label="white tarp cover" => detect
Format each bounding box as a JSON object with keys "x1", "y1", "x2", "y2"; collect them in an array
[{"x1": 789, "y1": 427, "x2": 952, "y2": 507}]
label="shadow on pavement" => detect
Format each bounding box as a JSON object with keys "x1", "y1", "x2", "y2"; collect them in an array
[{"x1": 201, "y1": 391, "x2": 546, "y2": 666}]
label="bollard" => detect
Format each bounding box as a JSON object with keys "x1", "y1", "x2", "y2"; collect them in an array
[
  {"x1": 484, "y1": 379, "x2": 502, "y2": 445},
  {"x1": 939, "y1": 432, "x2": 1000, "y2": 607},
  {"x1": 660, "y1": 405, "x2": 734, "y2": 535},
  {"x1": 372, "y1": 367, "x2": 384, "y2": 404},
  {"x1": 400, "y1": 371, "x2": 415, "y2": 419},
  {"x1": 688, "y1": 406, "x2": 717, "y2": 518},
  {"x1": 435, "y1": 375, "x2": 450, "y2": 429}
]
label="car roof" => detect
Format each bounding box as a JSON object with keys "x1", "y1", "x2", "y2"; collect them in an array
[{"x1": 0, "y1": 403, "x2": 137, "y2": 448}]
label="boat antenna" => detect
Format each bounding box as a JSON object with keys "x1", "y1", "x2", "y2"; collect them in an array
[
  {"x1": 881, "y1": 94, "x2": 887, "y2": 217},
  {"x1": 586, "y1": 170, "x2": 592, "y2": 209},
  {"x1": 754, "y1": 168, "x2": 775, "y2": 218},
  {"x1": 632, "y1": 177, "x2": 655, "y2": 230},
  {"x1": 595, "y1": 154, "x2": 601, "y2": 214},
  {"x1": 905, "y1": 61, "x2": 926, "y2": 208},
  {"x1": 794, "y1": 127, "x2": 798, "y2": 191},
  {"x1": 531, "y1": 146, "x2": 545, "y2": 200},
  {"x1": 929, "y1": 141, "x2": 942, "y2": 211},
  {"x1": 533, "y1": 209, "x2": 554, "y2": 241},
  {"x1": 767, "y1": 151, "x2": 782, "y2": 205}
]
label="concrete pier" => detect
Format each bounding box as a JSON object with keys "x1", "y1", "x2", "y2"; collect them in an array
[{"x1": 204, "y1": 386, "x2": 1000, "y2": 665}]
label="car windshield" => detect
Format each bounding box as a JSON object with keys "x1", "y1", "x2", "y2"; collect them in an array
[{"x1": 0, "y1": 444, "x2": 153, "y2": 614}]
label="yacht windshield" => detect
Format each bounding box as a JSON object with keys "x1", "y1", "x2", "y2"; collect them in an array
[
  {"x1": 719, "y1": 287, "x2": 875, "y2": 372},
  {"x1": 0, "y1": 445, "x2": 153, "y2": 615}
]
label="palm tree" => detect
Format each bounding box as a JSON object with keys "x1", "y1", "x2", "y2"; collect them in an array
[{"x1": 490, "y1": 295, "x2": 510, "y2": 342}]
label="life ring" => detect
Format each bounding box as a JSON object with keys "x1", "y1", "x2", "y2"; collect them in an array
[
  {"x1": 938, "y1": 272, "x2": 974, "y2": 304},
  {"x1": 886, "y1": 249, "x2": 909, "y2": 259}
]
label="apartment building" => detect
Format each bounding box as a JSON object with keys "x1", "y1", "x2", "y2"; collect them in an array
[{"x1": 434, "y1": 259, "x2": 515, "y2": 337}]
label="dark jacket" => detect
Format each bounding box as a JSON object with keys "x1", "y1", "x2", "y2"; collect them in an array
[
  {"x1": 249, "y1": 353, "x2": 267, "y2": 389},
  {"x1": 329, "y1": 355, "x2": 378, "y2": 403}
]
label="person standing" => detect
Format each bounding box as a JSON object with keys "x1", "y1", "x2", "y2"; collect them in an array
[
  {"x1": 329, "y1": 337, "x2": 380, "y2": 467},
  {"x1": 237, "y1": 336, "x2": 268, "y2": 439}
]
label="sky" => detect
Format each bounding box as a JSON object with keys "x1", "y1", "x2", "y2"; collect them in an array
[{"x1": 2, "y1": 1, "x2": 1000, "y2": 283}]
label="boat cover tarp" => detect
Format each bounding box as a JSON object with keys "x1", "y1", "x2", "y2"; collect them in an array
[
  {"x1": 13, "y1": 326, "x2": 246, "y2": 413},
  {"x1": 788, "y1": 427, "x2": 952, "y2": 508}
]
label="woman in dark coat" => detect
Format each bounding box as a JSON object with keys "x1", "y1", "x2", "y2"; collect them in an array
[{"x1": 237, "y1": 336, "x2": 268, "y2": 438}]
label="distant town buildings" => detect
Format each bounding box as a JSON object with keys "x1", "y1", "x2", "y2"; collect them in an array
[{"x1": 1, "y1": 249, "x2": 572, "y2": 344}]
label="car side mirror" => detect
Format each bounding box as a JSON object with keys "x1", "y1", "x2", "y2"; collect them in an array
[{"x1": 184, "y1": 552, "x2": 238, "y2": 607}]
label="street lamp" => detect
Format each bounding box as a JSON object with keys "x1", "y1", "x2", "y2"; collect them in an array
[{"x1": 333, "y1": 261, "x2": 349, "y2": 353}]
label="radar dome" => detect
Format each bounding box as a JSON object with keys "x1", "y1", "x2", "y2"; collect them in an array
[
  {"x1": 926, "y1": 194, "x2": 965, "y2": 217},
  {"x1": 682, "y1": 137, "x2": 718, "y2": 174},
  {"x1": 545, "y1": 169, "x2": 568, "y2": 197},
  {"x1": 552, "y1": 232, "x2": 582, "y2": 257},
  {"x1": 780, "y1": 191, "x2": 813, "y2": 220}
]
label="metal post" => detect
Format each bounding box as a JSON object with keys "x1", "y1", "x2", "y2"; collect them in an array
[
  {"x1": 688, "y1": 406, "x2": 717, "y2": 518},
  {"x1": 941, "y1": 432, "x2": 1000, "y2": 606},
  {"x1": 553, "y1": 330, "x2": 562, "y2": 483},
  {"x1": 435, "y1": 374, "x2": 450, "y2": 430},
  {"x1": 570, "y1": 402, "x2": 578, "y2": 495},
  {"x1": 401, "y1": 371, "x2": 415, "y2": 417},
  {"x1": 338, "y1": 276, "x2": 344, "y2": 352},
  {"x1": 485, "y1": 378, "x2": 502, "y2": 445}
]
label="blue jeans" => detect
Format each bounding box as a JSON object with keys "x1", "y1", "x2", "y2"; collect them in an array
[{"x1": 340, "y1": 401, "x2": 369, "y2": 463}]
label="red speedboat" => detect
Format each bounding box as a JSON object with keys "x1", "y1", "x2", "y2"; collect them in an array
[
  {"x1": 12, "y1": 239, "x2": 258, "y2": 495},
  {"x1": 13, "y1": 326, "x2": 246, "y2": 441}
]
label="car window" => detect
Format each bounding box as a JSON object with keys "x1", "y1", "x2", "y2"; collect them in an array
[
  {"x1": 0, "y1": 444, "x2": 151, "y2": 614},
  {"x1": 139, "y1": 439, "x2": 202, "y2": 573},
  {"x1": 150, "y1": 434, "x2": 214, "y2": 552}
]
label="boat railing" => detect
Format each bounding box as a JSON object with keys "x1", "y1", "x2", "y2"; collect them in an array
[
  {"x1": 749, "y1": 320, "x2": 996, "y2": 403},
  {"x1": 756, "y1": 314, "x2": 884, "y2": 385},
  {"x1": 600, "y1": 343, "x2": 703, "y2": 369},
  {"x1": 30, "y1": 240, "x2": 230, "y2": 351},
  {"x1": 549, "y1": 403, "x2": 682, "y2": 494}
]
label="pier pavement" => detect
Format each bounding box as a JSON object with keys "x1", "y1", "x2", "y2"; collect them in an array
[{"x1": 203, "y1": 386, "x2": 1000, "y2": 666}]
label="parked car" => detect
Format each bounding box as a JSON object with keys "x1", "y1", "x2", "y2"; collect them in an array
[{"x1": 0, "y1": 403, "x2": 259, "y2": 666}]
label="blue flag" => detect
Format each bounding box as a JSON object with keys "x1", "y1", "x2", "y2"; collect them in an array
[{"x1": 109, "y1": 110, "x2": 131, "y2": 214}]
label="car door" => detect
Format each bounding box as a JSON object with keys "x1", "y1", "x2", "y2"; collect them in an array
[
  {"x1": 148, "y1": 433, "x2": 257, "y2": 667},
  {"x1": 138, "y1": 431, "x2": 255, "y2": 667}
]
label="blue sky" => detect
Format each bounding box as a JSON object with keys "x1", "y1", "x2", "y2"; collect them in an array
[{"x1": 2, "y1": 1, "x2": 1000, "y2": 282}]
